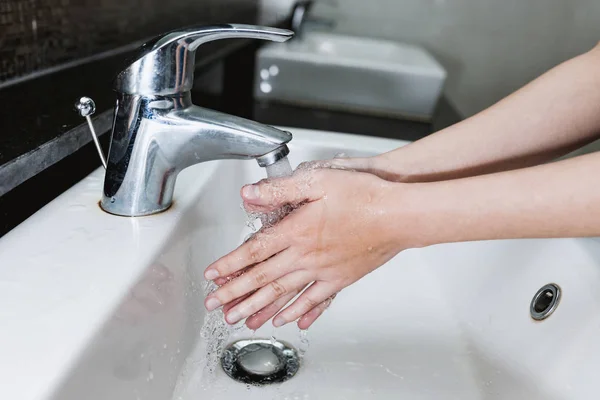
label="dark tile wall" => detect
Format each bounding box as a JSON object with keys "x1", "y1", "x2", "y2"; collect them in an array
[{"x1": 0, "y1": 0, "x2": 258, "y2": 83}]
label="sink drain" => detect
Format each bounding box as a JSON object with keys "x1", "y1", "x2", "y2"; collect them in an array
[
  {"x1": 221, "y1": 339, "x2": 300, "y2": 385},
  {"x1": 530, "y1": 283, "x2": 561, "y2": 321}
]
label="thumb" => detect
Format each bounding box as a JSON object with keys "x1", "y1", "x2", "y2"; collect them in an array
[{"x1": 241, "y1": 172, "x2": 322, "y2": 210}]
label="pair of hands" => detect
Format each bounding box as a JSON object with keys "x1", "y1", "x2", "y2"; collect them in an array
[{"x1": 203, "y1": 157, "x2": 408, "y2": 330}]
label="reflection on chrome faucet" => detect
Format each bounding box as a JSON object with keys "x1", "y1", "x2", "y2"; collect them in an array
[{"x1": 101, "y1": 24, "x2": 294, "y2": 217}]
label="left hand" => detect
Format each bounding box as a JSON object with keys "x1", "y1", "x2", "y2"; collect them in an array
[{"x1": 203, "y1": 168, "x2": 408, "y2": 329}]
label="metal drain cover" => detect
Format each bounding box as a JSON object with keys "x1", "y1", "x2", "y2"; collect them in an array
[{"x1": 221, "y1": 339, "x2": 300, "y2": 385}]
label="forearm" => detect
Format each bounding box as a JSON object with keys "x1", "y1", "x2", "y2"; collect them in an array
[
  {"x1": 371, "y1": 43, "x2": 600, "y2": 183},
  {"x1": 393, "y1": 152, "x2": 600, "y2": 248}
]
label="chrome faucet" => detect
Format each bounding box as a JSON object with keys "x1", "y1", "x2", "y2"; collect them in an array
[{"x1": 100, "y1": 24, "x2": 294, "y2": 216}]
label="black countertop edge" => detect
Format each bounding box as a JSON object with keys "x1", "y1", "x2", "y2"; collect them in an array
[
  {"x1": 0, "y1": 39, "x2": 146, "y2": 91},
  {"x1": 253, "y1": 97, "x2": 462, "y2": 142},
  {"x1": 0, "y1": 110, "x2": 112, "y2": 197}
]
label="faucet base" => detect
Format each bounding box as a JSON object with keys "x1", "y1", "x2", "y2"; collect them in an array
[{"x1": 99, "y1": 199, "x2": 173, "y2": 217}]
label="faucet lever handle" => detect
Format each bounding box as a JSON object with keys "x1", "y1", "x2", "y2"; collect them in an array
[
  {"x1": 157, "y1": 24, "x2": 294, "y2": 52},
  {"x1": 116, "y1": 24, "x2": 294, "y2": 96}
]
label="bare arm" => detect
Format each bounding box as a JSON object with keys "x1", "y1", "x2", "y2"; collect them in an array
[
  {"x1": 348, "y1": 43, "x2": 600, "y2": 182},
  {"x1": 395, "y1": 151, "x2": 600, "y2": 246}
]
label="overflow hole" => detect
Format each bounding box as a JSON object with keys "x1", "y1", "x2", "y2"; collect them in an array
[{"x1": 530, "y1": 283, "x2": 561, "y2": 321}]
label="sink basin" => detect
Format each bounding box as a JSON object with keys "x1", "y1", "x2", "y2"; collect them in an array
[
  {"x1": 1, "y1": 128, "x2": 599, "y2": 400},
  {"x1": 255, "y1": 32, "x2": 447, "y2": 120}
]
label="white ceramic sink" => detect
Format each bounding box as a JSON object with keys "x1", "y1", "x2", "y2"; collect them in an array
[
  {"x1": 255, "y1": 32, "x2": 447, "y2": 120},
  {"x1": 1, "y1": 128, "x2": 600, "y2": 400}
]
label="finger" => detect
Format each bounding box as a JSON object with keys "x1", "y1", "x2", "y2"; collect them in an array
[
  {"x1": 224, "y1": 270, "x2": 312, "y2": 325},
  {"x1": 297, "y1": 157, "x2": 371, "y2": 172},
  {"x1": 245, "y1": 288, "x2": 303, "y2": 330},
  {"x1": 214, "y1": 265, "x2": 253, "y2": 286},
  {"x1": 273, "y1": 281, "x2": 337, "y2": 327},
  {"x1": 297, "y1": 294, "x2": 336, "y2": 330},
  {"x1": 240, "y1": 170, "x2": 324, "y2": 211},
  {"x1": 204, "y1": 226, "x2": 289, "y2": 282},
  {"x1": 222, "y1": 291, "x2": 254, "y2": 314},
  {"x1": 214, "y1": 277, "x2": 228, "y2": 286},
  {"x1": 205, "y1": 250, "x2": 294, "y2": 311}
]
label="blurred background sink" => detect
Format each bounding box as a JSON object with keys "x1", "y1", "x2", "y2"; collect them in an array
[{"x1": 255, "y1": 30, "x2": 447, "y2": 121}]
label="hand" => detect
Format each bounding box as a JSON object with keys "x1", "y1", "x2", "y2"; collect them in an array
[
  {"x1": 298, "y1": 155, "x2": 406, "y2": 183},
  {"x1": 203, "y1": 168, "x2": 406, "y2": 329}
]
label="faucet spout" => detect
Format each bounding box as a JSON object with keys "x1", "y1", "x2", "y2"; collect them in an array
[
  {"x1": 171, "y1": 104, "x2": 292, "y2": 165},
  {"x1": 101, "y1": 93, "x2": 291, "y2": 216}
]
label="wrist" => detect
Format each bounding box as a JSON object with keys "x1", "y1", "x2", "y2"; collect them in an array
[
  {"x1": 369, "y1": 153, "x2": 413, "y2": 183},
  {"x1": 384, "y1": 178, "x2": 478, "y2": 250},
  {"x1": 376, "y1": 181, "x2": 440, "y2": 250}
]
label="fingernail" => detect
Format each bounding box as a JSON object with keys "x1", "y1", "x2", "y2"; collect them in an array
[
  {"x1": 242, "y1": 185, "x2": 260, "y2": 200},
  {"x1": 226, "y1": 310, "x2": 242, "y2": 324},
  {"x1": 273, "y1": 316, "x2": 286, "y2": 327},
  {"x1": 205, "y1": 297, "x2": 221, "y2": 311},
  {"x1": 205, "y1": 269, "x2": 219, "y2": 280}
]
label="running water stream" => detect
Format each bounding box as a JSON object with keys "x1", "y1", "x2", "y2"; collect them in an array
[
  {"x1": 265, "y1": 157, "x2": 293, "y2": 179},
  {"x1": 173, "y1": 156, "x2": 351, "y2": 399},
  {"x1": 195, "y1": 156, "x2": 301, "y2": 383}
]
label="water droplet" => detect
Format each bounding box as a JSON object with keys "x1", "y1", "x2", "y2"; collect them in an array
[
  {"x1": 199, "y1": 284, "x2": 232, "y2": 379},
  {"x1": 110, "y1": 196, "x2": 116, "y2": 203},
  {"x1": 298, "y1": 329, "x2": 310, "y2": 358}
]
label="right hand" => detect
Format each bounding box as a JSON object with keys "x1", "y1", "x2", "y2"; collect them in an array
[
  {"x1": 204, "y1": 167, "x2": 409, "y2": 330},
  {"x1": 306, "y1": 154, "x2": 403, "y2": 183}
]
